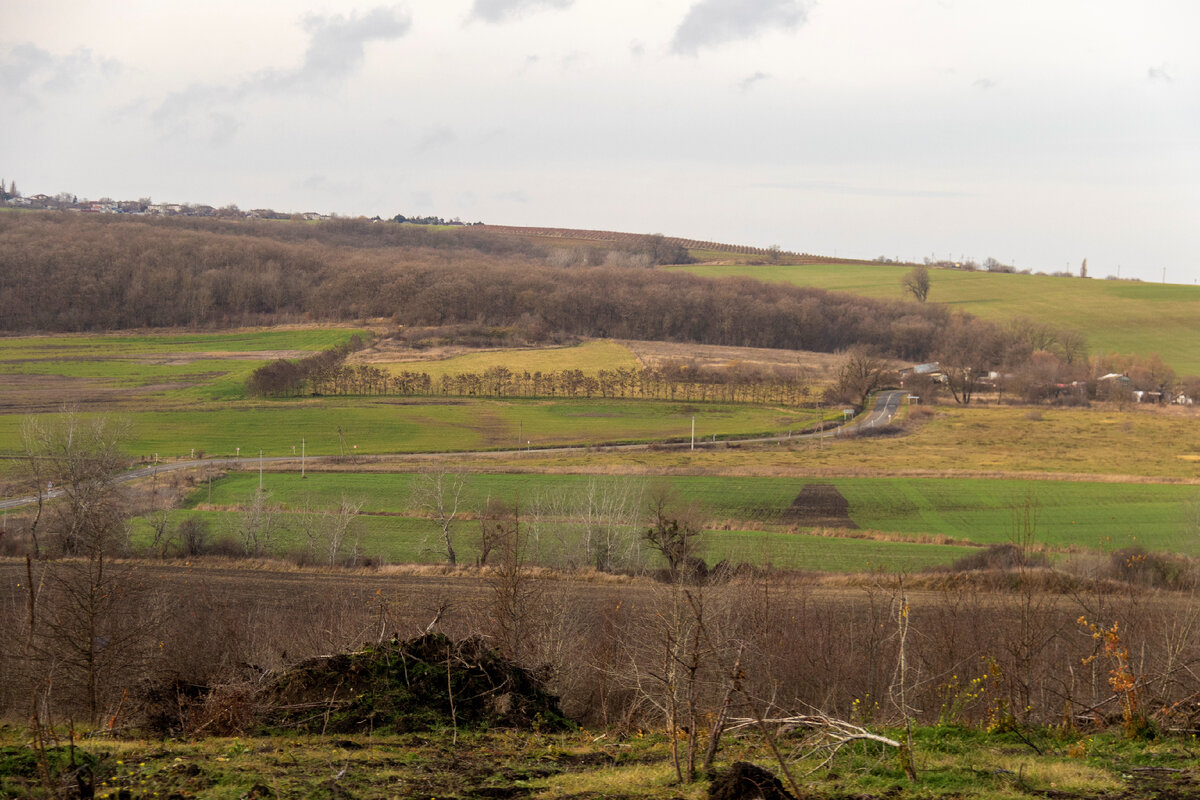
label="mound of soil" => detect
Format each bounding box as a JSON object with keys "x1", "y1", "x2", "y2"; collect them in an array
[
  {"x1": 780, "y1": 483, "x2": 857, "y2": 529},
  {"x1": 261, "y1": 633, "x2": 572, "y2": 734},
  {"x1": 708, "y1": 761, "x2": 795, "y2": 800}
]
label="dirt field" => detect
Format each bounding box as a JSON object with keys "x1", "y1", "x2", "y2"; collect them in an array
[{"x1": 620, "y1": 339, "x2": 851, "y2": 378}]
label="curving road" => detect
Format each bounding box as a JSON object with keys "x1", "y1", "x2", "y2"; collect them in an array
[{"x1": 0, "y1": 391, "x2": 907, "y2": 511}]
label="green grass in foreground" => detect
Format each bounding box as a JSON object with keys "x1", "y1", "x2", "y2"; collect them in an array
[
  {"x1": 675, "y1": 262, "x2": 1200, "y2": 375},
  {"x1": 5, "y1": 725, "x2": 1193, "y2": 799}
]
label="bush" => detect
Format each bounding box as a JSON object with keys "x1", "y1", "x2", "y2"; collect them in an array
[
  {"x1": 949, "y1": 543, "x2": 1047, "y2": 571},
  {"x1": 1106, "y1": 547, "x2": 1197, "y2": 590}
]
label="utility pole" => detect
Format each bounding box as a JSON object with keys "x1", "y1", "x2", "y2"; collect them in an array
[
  {"x1": 691, "y1": 416, "x2": 695, "y2": 451},
  {"x1": 259, "y1": 449, "x2": 263, "y2": 490},
  {"x1": 301, "y1": 438, "x2": 306, "y2": 479}
]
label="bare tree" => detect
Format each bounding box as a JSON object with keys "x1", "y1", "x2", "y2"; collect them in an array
[
  {"x1": 902, "y1": 265, "x2": 930, "y2": 302},
  {"x1": 296, "y1": 492, "x2": 364, "y2": 566},
  {"x1": 413, "y1": 471, "x2": 466, "y2": 566},
  {"x1": 938, "y1": 316, "x2": 1001, "y2": 405},
  {"x1": 644, "y1": 481, "x2": 704, "y2": 579},
  {"x1": 21, "y1": 411, "x2": 131, "y2": 557},
  {"x1": 484, "y1": 498, "x2": 541, "y2": 664},
  {"x1": 828, "y1": 348, "x2": 891, "y2": 410},
  {"x1": 578, "y1": 478, "x2": 645, "y2": 572},
  {"x1": 236, "y1": 489, "x2": 284, "y2": 557},
  {"x1": 18, "y1": 413, "x2": 160, "y2": 726}
]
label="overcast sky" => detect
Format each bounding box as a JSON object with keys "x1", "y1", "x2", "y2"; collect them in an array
[{"x1": 4, "y1": 1, "x2": 1198, "y2": 283}]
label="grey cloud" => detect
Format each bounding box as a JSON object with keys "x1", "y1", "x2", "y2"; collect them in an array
[
  {"x1": 300, "y1": 174, "x2": 357, "y2": 194},
  {"x1": 0, "y1": 43, "x2": 120, "y2": 104},
  {"x1": 495, "y1": 190, "x2": 529, "y2": 203},
  {"x1": 672, "y1": 0, "x2": 809, "y2": 56},
  {"x1": 151, "y1": 5, "x2": 411, "y2": 142},
  {"x1": 293, "y1": 6, "x2": 413, "y2": 84},
  {"x1": 737, "y1": 71, "x2": 770, "y2": 92},
  {"x1": 414, "y1": 126, "x2": 457, "y2": 153},
  {"x1": 471, "y1": 0, "x2": 574, "y2": 23},
  {"x1": 972, "y1": 78, "x2": 996, "y2": 90},
  {"x1": 207, "y1": 112, "x2": 242, "y2": 147},
  {"x1": 410, "y1": 190, "x2": 434, "y2": 210}
]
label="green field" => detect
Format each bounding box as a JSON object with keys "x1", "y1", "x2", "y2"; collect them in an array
[
  {"x1": 377, "y1": 340, "x2": 640, "y2": 378},
  {"x1": 0, "y1": 399, "x2": 820, "y2": 459},
  {"x1": 0, "y1": 328, "x2": 369, "y2": 403},
  {"x1": 674, "y1": 262, "x2": 1200, "y2": 375},
  {"x1": 175, "y1": 472, "x2": 1199, "y2": 558}
]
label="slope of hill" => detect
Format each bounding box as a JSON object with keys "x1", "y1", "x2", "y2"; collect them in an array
[{"x1": 674, "y1": 262, "x2": 1200, "y2": 375}]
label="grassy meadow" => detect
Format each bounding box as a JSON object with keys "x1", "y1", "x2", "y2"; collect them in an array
[
  {"x1": 0, "y1": 398, "x2": 822, "y2": 459},
  {"x1": 134, "y1": 471, "x2": 1200, "y2": 571},
  {"x1": 0, "y1": 328, "x2": 370, "y2": 404},
  {"x1": 484, "y1": 402, "x2": 1200, "y2": 480},
  {"x1": 675, "y1": 262, "x2": 1200, "y2": 375}
]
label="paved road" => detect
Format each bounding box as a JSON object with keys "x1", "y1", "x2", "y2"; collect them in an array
[{"x1": 0, "y1": 391, "x2": 906, "y2": 511}]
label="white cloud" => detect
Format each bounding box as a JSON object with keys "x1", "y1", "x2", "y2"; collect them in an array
[{"x1": 672, "y1": 0, "x2": 810, "y2": 55}]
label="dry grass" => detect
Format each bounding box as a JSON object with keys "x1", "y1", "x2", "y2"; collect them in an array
[{"x1": 439, "y1": 402, "x2": 1200, "y2": 481}]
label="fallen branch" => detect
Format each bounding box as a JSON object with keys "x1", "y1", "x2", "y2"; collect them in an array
[{"x1": 728, "y1": 713, "x2": 904, "y2": 775}]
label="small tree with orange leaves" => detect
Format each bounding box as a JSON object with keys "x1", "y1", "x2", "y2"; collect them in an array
[{"x1": 1078, "y1": 617, "x2": 1150, "y2": 738}]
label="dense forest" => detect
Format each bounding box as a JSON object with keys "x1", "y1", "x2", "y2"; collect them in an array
[{"x1": 1, "y1": 212, "x2": 953, "y2": 361}]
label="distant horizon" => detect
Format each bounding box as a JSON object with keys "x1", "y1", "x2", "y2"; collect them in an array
[{"x1": 6, "y1": 184, "x2": 1199, "y2": 285}]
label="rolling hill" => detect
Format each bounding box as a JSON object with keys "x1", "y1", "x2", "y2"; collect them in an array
[{"x1": 673, "y1": 262, "x2": 1200, "y2": 375}]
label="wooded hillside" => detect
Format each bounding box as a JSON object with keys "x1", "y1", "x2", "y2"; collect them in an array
[{"x1": 0, "y1": 213, "x2": 955, "y2": 362}]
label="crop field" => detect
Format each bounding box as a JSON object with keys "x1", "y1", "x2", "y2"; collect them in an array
[
  {"x1": 365, "y1": 339, "x2": 642, "y2": 378},
  {"x1": 133, "y1": 508, "x2": 976, "y2": 572},
  {"x1": 674, "y1": 262, "x2": 1200, "y2": 375},
  {"x1": 0, "y1": 398, "x2": 821, "y2": 460},
  {"x1": 0, "y1": 328, "x2": 369, "y2": 406},
  {"x1": 177, "y1": 471, "x2": 1199, "y2": 557}
]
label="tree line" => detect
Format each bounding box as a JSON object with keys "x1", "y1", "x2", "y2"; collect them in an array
[{"x1": 252, "y1": 360, "x2": 814, "y2": 407}]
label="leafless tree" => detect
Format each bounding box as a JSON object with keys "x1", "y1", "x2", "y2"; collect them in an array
[
  {"x1": 829, "y1": 348, "x2": 891, "y2": 410},
  {"x1": 578, "y1": 478, "x2": 645, "y2": 572},
  {"x1": 236, "y1": 489, "x2": 284, "y2": 557},
  {"x1": 644, "y1": 481, "x2": 705, "y2": 579},
  {"x1": 413, "y1": 471, "x2": 466, "y2": 566},
  {"x1": 21, "y1": 411, "x2": 131, "y2": 558}
]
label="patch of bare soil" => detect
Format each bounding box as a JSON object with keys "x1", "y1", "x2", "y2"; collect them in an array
[
  {"x1": 0, "y1": 373, "x2": 127, "y2": 412},
  {"x1": 620, "y1": 339, "x2": 848, "y2": 377},
  {"x1": 139, "y1": 350, "x2": 314, "y2": 365},
  {"x1": 780, "y1": 484, "x2": 858, "y2": 529},
  {"x1": 1116, "y1": 767, "x2": 1200, "y2": 800},
  {"x1": 350, "y1": 338, "x2": 563, "y2": 365}
]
